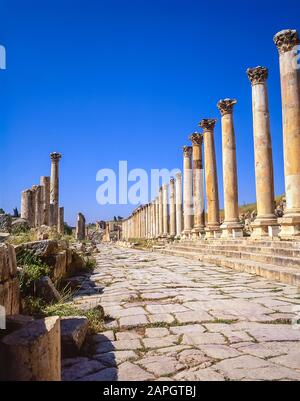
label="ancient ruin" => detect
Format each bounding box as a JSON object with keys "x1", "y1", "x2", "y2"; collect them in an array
[{"x1": 1, "y1": 28, "x2": 300, "y2": 383}]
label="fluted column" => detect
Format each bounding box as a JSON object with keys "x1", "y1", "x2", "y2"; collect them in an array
[
  {"x1": 217, "y1": 99, "x2": 243, "y2": 238},
  {"x1": 169, "y1": 178, "x2": 176, "y2": 238},
  {"x1": 158, "y1": 187, "x2": 163, "y2": 237},
  {"x1": 175, "y1": 173, "x2": 183, "y2": 238},
  {"x1": 247, "y1": 67, "x2": 278, "y2": 237},
  {"x1": 50, "y1": 152, "x2": 62, "y2": 228},
  {"x1": 182, "y1": 146, "x2": 193, "y2": 238},
  {"x1": 21, "y1": 189, "x2": 35, "y2": 228},
  {"x1": 162, "y1": 184, "x2": 169, "y2": 237},
  {"x1": 274, "y1": 29, "x2": 300, "y2": 238},
  {"x1": 200, "y1": 119, "x2": 221, "y2": 238},
  {"x1": 189, "y1": 132, "x2": 205, "y2": 238}
]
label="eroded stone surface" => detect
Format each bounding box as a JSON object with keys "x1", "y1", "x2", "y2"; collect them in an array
[{"x1": 62, "y1": 245, "x2": 300, "y2": 381}]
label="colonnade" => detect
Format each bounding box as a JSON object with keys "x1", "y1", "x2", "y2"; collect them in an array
[{"x1": 122, "y1": 29, "x2": 300, "y2": 241}]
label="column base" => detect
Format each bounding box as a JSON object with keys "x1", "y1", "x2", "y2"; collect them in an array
[
  {"x1": 191, "y1": 227, "x2": 205, "y2": 239},
  {"x1": 205, "y1": 225, "x2": 221, "y2": 239},
  {"x1": 220, "y1": 222, "x2": 244, "y2": 239},
  {"x1": 251, "y1": 217, "x2": 279, "y2": 239},
  {"x1": 181, "y1": 230, "x2": 191, "y2": 239},
  {"x1": 278, "y1": 214, "x2": 300, "y2": 239}
]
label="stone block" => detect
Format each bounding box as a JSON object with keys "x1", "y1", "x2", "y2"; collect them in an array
[
  {"x1": 60, "y1": 316, "x2": 89, "y2": 357},
  {"x1": 15, "y1": 240, "x2": 59, "y2": 259},
  {"x1": 0, "y1": 316, "x2": 61, "y2": 381},
  {"x1": 0, "y1": 214, "x2": 12, "y2": 233},
  {"x1": 35, "y1": 276, "x2": 61, "y2": 303}
]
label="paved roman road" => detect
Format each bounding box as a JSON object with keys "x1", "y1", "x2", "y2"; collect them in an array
[{"x1": 63, "y1": 244, "x2": 300, "y2": 381}]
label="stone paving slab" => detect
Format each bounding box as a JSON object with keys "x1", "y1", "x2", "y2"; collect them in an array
[{"x1": 63, "y1": 244, "x2": 300, "y2": 381}]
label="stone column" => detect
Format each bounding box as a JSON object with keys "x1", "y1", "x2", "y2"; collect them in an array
[
  {"x1": 158, "y1": 187, "x2": 163, "y2": 237},
  {"x1": 182, "y1": 146, "x2": 193, "y2": 238},
  {"x1": 151, "y1": 201, "x2": 156, "y2": 238},
  {"x1": 58, "y1": 207, "x2": 64, "y2": 234},
  {"x1": 76, "y1": 213, "x2": 86, "y2": 240},
  {"x1": 50, "y1": 152, "x2": 62, "y2": 227},
  {"x1": 274, "y1": 29, "x2": 300, "y2": 238},
  {"x1": 162, "y1": 184, "x2": 169, "y2": 237},
  {"x1": 169, "y1": 178, "x2": 176, "y2": 238},
  {"x1": 200, "y1": 119, "x2": 221, "y2": 238},
  {"x1": 32, "y1": 185, "x2": 43, "y2": 228},
  {"x1": 155, "y1": 197, "x2": 159, "y2": 238},
  {"x1": 40, "y1": 176, "x2": 50, "y2": 226},
  {"x1": 21, "y1": 189, "x2": 35, "y2": 228},
  {"x1": 189, "y1": 132, "x2": 205, "y2": 238},
  {"x1": 217, "y1": 99, "x2": 243, "y2": 238},
  {"x1": 175, "y1": 173, "x2": 183, "y2": 238},
  {"x1": 247, "y1": 67, "x2": 278, "y2": 237},
  {"x1": 148, "y1": 203, "x2": 152, "y2": 238}
]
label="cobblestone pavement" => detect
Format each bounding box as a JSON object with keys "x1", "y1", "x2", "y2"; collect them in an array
[{"x1": 63, "y1": 244, "x2": 300, "y2": 381}]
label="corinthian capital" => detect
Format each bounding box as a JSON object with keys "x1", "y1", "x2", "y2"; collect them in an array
[
  {"x1": 50, "y1": 152, "x2": 62, "y2": 162},
  {"x1": 247, "y1": 66, "x2": 268, "y2": 86},
  {"x1": 189, "y1": 132, "x2": 203, "y2": 146},
  {"x1": 274, "y1": 29, "x2": 299, "y2": 54},
  {"x1": 199, "y1": 119, "x2": 217, "y2": 132},
  {"x1": 217, "y1": 98, "x2": 237, "y2": 116},
  {"x1": 182, "y1": 146, "x2": 192, "y2": 157}
]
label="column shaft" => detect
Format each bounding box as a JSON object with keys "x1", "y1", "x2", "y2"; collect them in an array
[
  {"x1": 218, "y1": 99, "x2": 243, "y2": 238},
  {"x1": 200, "y1": 119, "x2": 221, "y2": 238},
  {"x1": 175, "y1": 173, "x2": 183, "y2": 238},
  {"x1": 162, "y1": 184, "x2": 169, "y2": 237},
  {"x1": 50, "y1": 153, "x2": 62, "y2": 227},
  {"x1": 247, "y1": 67, "x2": 278, "y2": 237},
  {"x1": 169, "y1": 178, "x2": 176, "y2": 237},
  {"x1": 21, "y1": 189, "x2": 35, "y2": 228},
  {"x1": 274, "y1": 29, "x2": 300, "y2": 237},
  {"x1": 182, "y1": 146, "x2": 193, "y2": 237},
  {"x1": 190, "y1": 133, "x2": 205, "y2": 238},
  {"x1": 40, "y1": 176, "x2": 50, "y2": 226}
]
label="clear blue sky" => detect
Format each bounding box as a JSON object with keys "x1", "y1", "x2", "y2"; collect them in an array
[{"x1": 1, "y1": 0, "x2": 299, "y2": 225}]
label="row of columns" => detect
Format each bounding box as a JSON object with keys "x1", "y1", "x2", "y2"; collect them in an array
[
  {"x1": 122, "y1": 29, "x2": 300, "y2": 240},
  {"x1": 20, "y1": 152, "x2": 64, "y2": 233}
]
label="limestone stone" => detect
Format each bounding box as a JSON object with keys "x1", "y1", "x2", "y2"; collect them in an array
[
  {"x1": 40, "y1": 176, "x2": 50, "y2": 226},
  {"x1": 175, "y1": 173, "x2": 183, "y2": 237},
  {"x1": 95, "y1": 350, "x2": 139, "y2": 366},
  {"x1": 60, "y1": 316, "x2": 89, "y2": 357},
  {"x1": 76, "y1": 213, "x2": 86, "y2": 240},
  {"x1": 62, "y1": 357, "x2": 106, "y2": 381},
  {"x1": 174, "y1": 367, "x2": 225, "y2": 381},
  {"x1": 0, "y1": 316, "x2": 61, "y2": 381},
  {"x1": 138, "y1": 355, "x2": 184, "y2": 376},
  {"x1": 34, "y1": 276, "x2": 60, "y2": 304},
  {"x1": 247, "y1": 66, "x2": 278, "y2": 237},
  {"x1": 21, "y1": 189, "x2": 35, "y2": 228},
  {"x1": 200, "y1": 119, "x2": 221, "y2": 237},
  {"x1": 274, "y1": 29, "x2": 300, "y2": 238},
  {"x1": 119, "y1": 314, "x2": 148, "y2": 329},
  {"x1": 189, "y1": 133, "x2": 205, "y2": 236},
  {"x1": 145, "y1": 327, "x2": 169, "y2": 338},
  {"x1": 118, "y1": 361, "x2": 154, "y2": 381},
  {"x1": 50, "y1": 152, "x2": 62, "y2": 227},
  {"x1": 217, "y1": 99, "x2": 243, "y2": 238},
  {"x1": 182, "y1": 146, "x2": 193, "y2": 238},
  {"x1": 0, "y1": 214, "x2": 12, "y2": 233}
]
